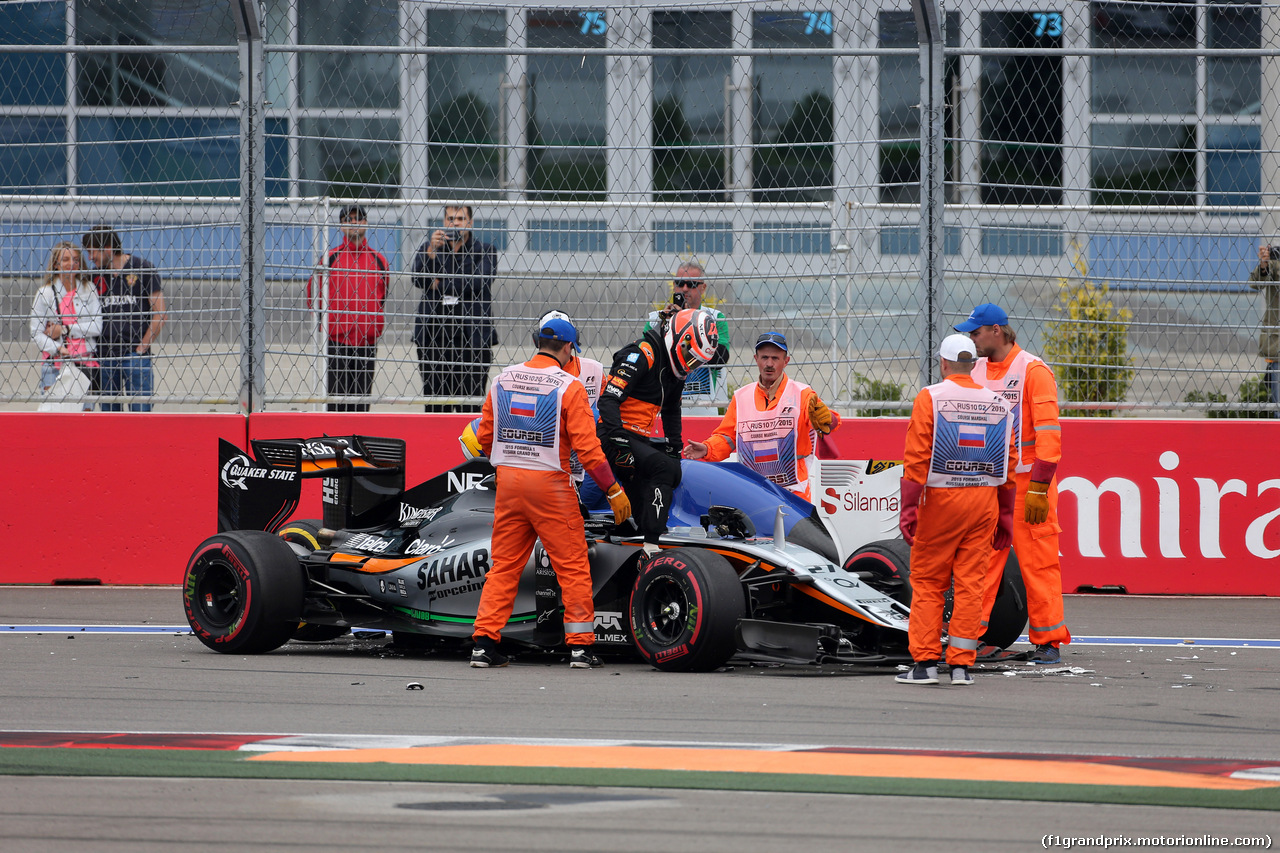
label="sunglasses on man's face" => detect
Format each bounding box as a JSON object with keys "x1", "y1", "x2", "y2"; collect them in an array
[{"x1": 673, "y1": 279, "x2": 703, "y2": 289}]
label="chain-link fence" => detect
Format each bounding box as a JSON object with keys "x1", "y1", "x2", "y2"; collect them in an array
[{"x1": 3, "y1": 0, "x2": 1278, "y2": 416}]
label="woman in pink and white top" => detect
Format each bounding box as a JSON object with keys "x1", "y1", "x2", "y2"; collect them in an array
[{"x1": 29, "y1": 240, "x2": 102, "y2": 405}]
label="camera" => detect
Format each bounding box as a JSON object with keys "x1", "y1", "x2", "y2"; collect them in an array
[
  {"x1": 1270, "y1": 245, "x2": 1280, "y2": 260},
  {"x1": 442, "y1": 228, "x2": 461, "y2": 242},
  {"x1": 671, "y1": 291, "x2": 686, "y2": 308}
]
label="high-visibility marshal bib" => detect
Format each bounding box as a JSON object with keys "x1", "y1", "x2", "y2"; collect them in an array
[
  {"x1": 490, "y1": 364, "x2": 574, "y2": 472},
  {"x1": 972, "y1": 349, "x2": 1043, "y2": 474},
  {"x1": 925, "y1": 379, "x2": 1014, "y2": 489},
  {"x1": 733, "y1": 378, "x2": 808, "y2": 489}
]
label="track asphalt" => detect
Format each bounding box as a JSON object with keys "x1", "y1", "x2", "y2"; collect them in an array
[{"x1": 2, "y1": 588, "x2": 1277, "y2": 851}]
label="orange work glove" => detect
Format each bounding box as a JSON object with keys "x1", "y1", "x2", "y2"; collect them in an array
[
  {"x1": 606, "y1": 485, "x2": 632, "y2": 526},
  {"x1": 1024, "y1": 482, "x2": 1050, "y2": 526},
  {"x1": 807, "y1": 394, "x2": 836, "y2": 434}
]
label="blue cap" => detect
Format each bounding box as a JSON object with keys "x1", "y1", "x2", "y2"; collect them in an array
[
  {"x1": 754, "y1": 331, "x2": 789, "y2": 352},
  {"x1": 954, "y1": 302, "x2": 1009, "y2": 333},
  {"x1": 538, "y1": 317, "x2": 580, "y2": 352}
]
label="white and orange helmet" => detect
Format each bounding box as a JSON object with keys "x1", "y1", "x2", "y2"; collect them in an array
[{"x1": 664, "y1": 308, "x2": 718, "y2": 379}]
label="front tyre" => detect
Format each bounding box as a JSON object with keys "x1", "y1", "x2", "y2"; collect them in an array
[
  {"x1": 184, "y1": 531, "x2": 305, "y2": 654},
  {"x1": 629, "y1": 548, "x2": 745, "y2": 672},
  {"x1": 843, "y1": 539, "x2": 912, "y2": 606}
]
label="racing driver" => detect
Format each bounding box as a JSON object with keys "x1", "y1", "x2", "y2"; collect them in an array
[
  {"x1": 469, "y1": 317, "x2": 631, "y2": 669},
  {"x1": 598, "y1": 307, "x2": 719, "y2": 555}
]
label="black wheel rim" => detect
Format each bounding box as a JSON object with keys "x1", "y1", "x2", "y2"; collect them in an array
[
  {"x1": 193, "y1": 558, "x2": 243, "y2": 629},
  {"x1": 640, "y1": 575, "x2": 688, "y2": 645}
]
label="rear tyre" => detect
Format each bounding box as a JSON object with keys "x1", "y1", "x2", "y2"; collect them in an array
[
  {"x1": 629, "y1": 548, "x2": 745, "y2": 672},
  {"x1": 983, "y1": 550, "x2": 1028, "y2": 649},
  {"x1": 184, "y1": 531, "x2": 305, "y2": 654},
  {"x1": 844, "y1": 539, "x2": 912, "y2": 606}
]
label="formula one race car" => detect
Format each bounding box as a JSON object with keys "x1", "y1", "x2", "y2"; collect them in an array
[{"x1": 184, "y1": 435, "x2": 1028, "y2": 671}]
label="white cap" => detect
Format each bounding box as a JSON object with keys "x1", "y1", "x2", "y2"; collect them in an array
[{"x1": 939, "y1": 333, "x2": 977, "y2": 361}]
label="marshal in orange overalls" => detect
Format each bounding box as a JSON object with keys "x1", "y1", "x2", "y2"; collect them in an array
[
  {"x1": 902, "y1": 374, "x2": 1016, "y2": 668},
  {"x1": 474, "y1": 353, "x2": 619, "y2": 647}
]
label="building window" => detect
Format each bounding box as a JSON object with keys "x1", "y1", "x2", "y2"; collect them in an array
[
  {"x1": 981, "y1": 11, "x2": 1062, "y2": 204},
  {"x1": 427, "y1": 9, "x2": 506, "y2": 197},
  {"x1": 752, "y1": 10, "x2": 833, "y2": 202},
  {"x1": 527, "y1": 9, "x2": 607, "y2": 201},
  {"x1": 76, "y1": 0, "x2": 237, "y2": 108},
  {"x1": 652, "y1": 10, "x2": 733, "y2": 202},
  {"x1": 1, "y1": 1, "x2": 66, "y2": 107},
  {"x1": 877, "y1": 10, "x2": 959, "y2": 204},
  {"x1": 297, "y1": 0, "x2": 398, "y2": 110},
  {"x1": 1090, "y1": 2, "x2": 1196, "y2": 206}
]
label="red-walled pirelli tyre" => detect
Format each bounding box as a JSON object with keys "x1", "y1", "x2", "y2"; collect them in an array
[
  {"x1": 629, "y1": 548, "x2": 745, "y2": 672},
  {"x1": 844, "y1": 538, "x2": 1028, "y2": 650},
  {"x1": 843, "y1": 539, "x2": 913, "y2": 606},
  {"x1": 184, "y1": 531, "x2": 305, "y2": 654}
]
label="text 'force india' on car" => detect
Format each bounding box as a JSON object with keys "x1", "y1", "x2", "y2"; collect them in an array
[{"x1": 183, "y1": 435, "x2": 1028, "y2": 671}]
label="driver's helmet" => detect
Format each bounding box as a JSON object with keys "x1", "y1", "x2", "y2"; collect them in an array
[
  {"x1": 458, "y1": 416, "x2": 484, "y2": 460},
  {"x1": 663, "y1": 308, "x2": 718, "y2": 379}
]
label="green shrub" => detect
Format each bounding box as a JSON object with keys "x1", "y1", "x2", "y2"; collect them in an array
[
  {"x1": 1043, "y1": 279, "x2": 1134, "y2": 417},
  {"x1": 1184, "y1": 374, "x2": 1270, "y2": 418},
  {"x1": 849, "y1": 373, "x2": 905, "y2": 417}
]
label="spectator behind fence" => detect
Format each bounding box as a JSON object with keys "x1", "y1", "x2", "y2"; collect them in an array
[
  {"x1": 411, "y1": 205, "x2": 497, "y2": 413},
  {"x1": 644, "y1": 260, "x2": 730, "y2": 415},
  {"x1": 30, "y1": 241, "x2": 101, "y2": 409},
  {"x1": 82, "y1": 225, "x2": 166, "y2": 412},
  {"x1": 306, "y1": 204, "x2": 389, "y2": 412},
  {"x1": 1248, "y1": 242, "x2": 1280, "y2": 417}
]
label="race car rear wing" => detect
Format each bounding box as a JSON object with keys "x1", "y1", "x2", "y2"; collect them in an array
[{"x1": 217, "y1": 435, "x2": 405, "y2": 533}]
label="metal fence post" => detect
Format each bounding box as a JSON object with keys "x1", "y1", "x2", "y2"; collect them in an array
[
  {"x1": 234, "y1": 0, "x2": 265, "y2": 413},
  {"x1": 913, "y1": 0, "x2": 945, "y2": 387}
]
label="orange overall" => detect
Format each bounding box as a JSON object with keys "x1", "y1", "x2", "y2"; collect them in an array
[
  {"x1": 903, "y1": 375, "x2": 1016, "y2": 667},
  {"x1": 473, "y1": 353, "x2": 617, "y2": 647},
  {"x1": 973, "y1": 346, "x2": 1071, "y2": 647}
]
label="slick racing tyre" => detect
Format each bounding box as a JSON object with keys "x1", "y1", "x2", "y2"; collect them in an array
[
  {"x1": 843, "y1": 539, "x2": 912, "y2": 606},
  {"x1": 184, "y1": 530, "x2": 305, "y2": 654},
  {"x1": 629, "y1": 548, "x2": 745, "y2": 672},
  {"x1": 982, "y1": 550, "x2": 1028, "y2": 650}
]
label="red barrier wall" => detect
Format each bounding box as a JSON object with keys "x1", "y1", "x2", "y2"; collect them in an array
[
  {"x1": 3, "y1": 412, "x2": 1277, "y2": 593},
  {"x1": 0, "y1": 414, "x2": 246, "y2": 585}
]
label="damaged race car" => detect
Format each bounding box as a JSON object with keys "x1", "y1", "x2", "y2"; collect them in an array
[{"x1": 183, "y1": 434, "x2": 1028, "y2": 671}]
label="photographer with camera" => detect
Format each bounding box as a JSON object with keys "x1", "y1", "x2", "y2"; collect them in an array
[
  {"x1": 411, "y1": 205, "x2": 497, "y2": 413},
  {"x1": 644, "y1": 261, "x2": 730, "y2": 415},
  {"x1": 1248, "y1": 243, "x2": 1280, "y2": 417}
]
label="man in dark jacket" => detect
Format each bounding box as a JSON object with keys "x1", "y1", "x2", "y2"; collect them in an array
[
  {"x1": 411, "y1": 205, "x2": 497, "y2": 413},
  {"x1": 307, "y1": 204, "x2": 389, "y2": 412}
]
